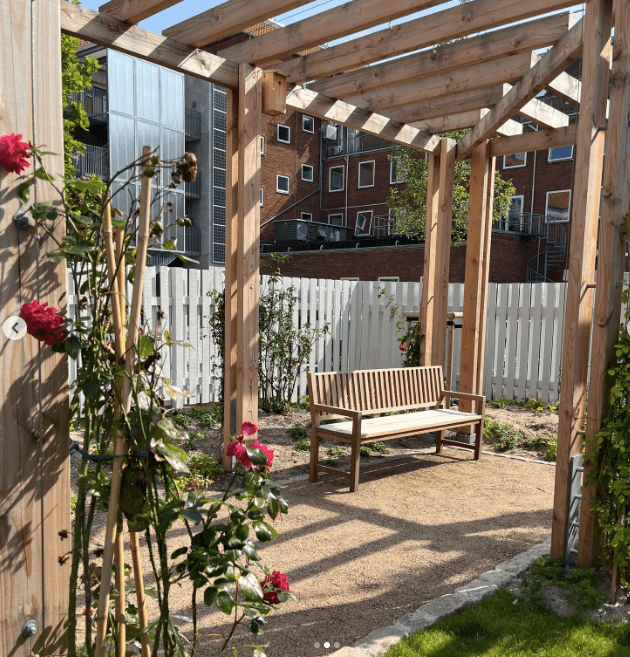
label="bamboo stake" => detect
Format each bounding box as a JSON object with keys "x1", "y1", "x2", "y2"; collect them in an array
[
  {"x1": 114, "y1": 518, "x2": 126, "y2": 656},
  {"x1": 115, "y1": 226, "x2": 126, "y2": 323},
  {"x1": 95, "y1": 148, "x2": 155, "y2": 657},
  {"x1": 129, "y1": 532, "x2": 151, "y2": 657}
]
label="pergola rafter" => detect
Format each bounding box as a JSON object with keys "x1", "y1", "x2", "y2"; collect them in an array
[{"x1": 3, "y1": 0, "x2": 628, "y2": 653}]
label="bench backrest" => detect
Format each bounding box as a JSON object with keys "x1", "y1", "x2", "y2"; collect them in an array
[{"x1": 308, "y1": 366, "x2": 444, "y2": 414}]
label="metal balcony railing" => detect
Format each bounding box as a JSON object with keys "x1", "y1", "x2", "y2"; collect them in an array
[
  {"x1": 185, "y1": 108, "x2": 202, "y2": 141},
  {"x1": 185, "y1": 176, "x2": 201, "y2": 198},
  {"x1": 72, "y1": 144, "x2": 109, "y2": 180},
  {"x1": 185, "y1": 225, "x2": 201, "y2": 254},
  {"x1": 492, "y1": 212, "x2": 547, "y2": 235},
  {"x1": 325, "y1": 133, "x2": 391, "y2": 157},
  {"x1": 67, "y1": 87, "x2": 108, "y2": 121}
]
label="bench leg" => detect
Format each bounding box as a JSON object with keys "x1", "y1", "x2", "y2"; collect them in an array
[
  {"x1": 474, "y1": 420, "x2": 483, "y2": 460},
  {"x1": 309, "y1": 424, "x2": 320, "y2": 483},
  {"x1": 435, "y1": 430, "x2": 444, "y2": 455},
  {"x1": 350, "y1": 434, "x2": 361, "y2": 492}
]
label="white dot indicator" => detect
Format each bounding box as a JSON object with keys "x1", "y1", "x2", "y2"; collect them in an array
[
  {"x1": 334, "y1": 643, "x2": 341, "y2": 649},
  {"x1": 3, "y1": 316, "x2": 27, "y2": 341},
  {"x1": 324, "y1": 642, "x2": 330, "y2": 649},
  {"x1": 314, "y1": 643, "x2": 320, "y2": 649}
]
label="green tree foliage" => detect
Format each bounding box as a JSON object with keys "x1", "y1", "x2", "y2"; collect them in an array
[
  {"x1": 387, "y1": 133, "x2": 516, "y2": 242},
  {"x1": 61, "y1": 32, "x2": 100, "y2": 177}
]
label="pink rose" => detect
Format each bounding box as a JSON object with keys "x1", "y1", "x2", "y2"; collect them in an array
[
  {"x1": 261, "y1": 571, "x2": 290, "y2": 605},
  {"x1": 21, "y1": 300, "x2": 67, "y2": 346},
  {"x1": 241, "y1": 421, "x2": 259, "y2": 436},
  {"x1": 253, "y1": 440, "x2": 274, "y2": 468},
  {"x1": 0, "y1": 133, "x2": 31, "y2": 174},
  {"x1": 226, "y1": 440, "x2": 252, "y2": 469},
  {"x1": 399, "y1": 343, "x2": 406, "y2": 351}
]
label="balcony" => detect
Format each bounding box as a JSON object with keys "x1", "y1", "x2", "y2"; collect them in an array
[
  {"x1": 72, "y1": 144, "x2": 109, "y2": 180},
  {"x1": 325, "y1": 133, "x2": 391, "y2": 158},
  {"x1": 185, "y1": 176, "x2": 201, "y2": 198},
  {"x1": 185, "y1": 107, "x2": 202, "y2": 141},
  {"x1": 492, "y1": 212, "x2": 546, "y2": 236},
  {"x1": 67, "y1": 87, "x2": 108, "y2": 122}
]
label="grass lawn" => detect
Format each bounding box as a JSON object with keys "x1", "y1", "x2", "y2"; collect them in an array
[{"x1": 383, "y1": 589, "x2": 630, "y2": 657}]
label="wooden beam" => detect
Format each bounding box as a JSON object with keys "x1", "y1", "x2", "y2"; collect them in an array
[
  {"x1": 1, "y1": 1, "x2": 69, "y2": 655},
  {"x1": 516, "y1": 94, "x2": 570, "y2": 129},
  {"x1": 218, "y1": 0, "x2": 450, "y2": 66},
  {"x1": 546, "y1": 70, "x2": 581, "y2": 105},
  {"x1": 411, "y1": 110, "x2": 522, "y2": 136},
  {"x1": 276, "y1": 0, "x2": 579, "y2": 84},
  {"x1": 236, "y1": 64, "x2": 262, "y2": 437},
  {"x1": 419, "y1": 138, "x2": 456, "y2": 367},
  {"x1": 308, "y1": 12, "x2": 577, "y2": 99},
  {"x1": 223, "y1": 88, "x2": 239, "y2": 468},
  {"x1": 488, "y1": 124, "x2": 577, "y2": 157},
  {"x1": 162, "y1": 0, "x2": 310, "y2": 47},
  {"x1": 459, "y1": 142, "x2": 492, "y2": 423},
  {"x1": 456, "y1": 17, "x2": 583, "y2": 160},
  {"x1": 99, "y1": 0, "x2": 182, "y2": 24},
  {"x1": 60, "y1": 0, "x2": 239, "y2": 89},
  {"x1": 343, "y1": 53, "x2": 537, "y2": 112},
  {"x1": 551, "y1": 0, "x2": 612, "y2": 560},
  {"x1": 286, "y1": 85, "x2": 441, "y2": 153},
  {"x1": 578, "y1": 0, "x2": 630, "y2": 568},
  {"x1": 386, "y1": 86, "x2": 508, "y2": 123}
]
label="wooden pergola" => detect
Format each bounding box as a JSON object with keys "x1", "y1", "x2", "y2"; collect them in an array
[{"x1": 1, "y1": 0, "x2": 629, "y2": 653}]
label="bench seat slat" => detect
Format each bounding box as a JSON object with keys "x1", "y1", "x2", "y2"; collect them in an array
[{"x1": 317, "y1": 409, "x2": 482, "y2": 440}]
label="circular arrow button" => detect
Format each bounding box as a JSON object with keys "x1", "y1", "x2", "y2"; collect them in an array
[{"x1": 3, "y1": 316, "x2": 27, "y2": 340}]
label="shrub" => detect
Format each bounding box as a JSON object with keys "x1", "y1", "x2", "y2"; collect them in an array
[
  {"x1": 484, "y1": 419, "x2": 519, "y2": 452},
  {"x1": 294, "y1": 437, "x2": 311, "y2": 452}
]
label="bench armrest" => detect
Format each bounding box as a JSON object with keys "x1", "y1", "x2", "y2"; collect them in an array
[
  {"x1": 440, "y1": 390, "x2": 486, "y2": 412},
  {"x1": 311, "y1": 404, "x2": 362, "y2": 420}
]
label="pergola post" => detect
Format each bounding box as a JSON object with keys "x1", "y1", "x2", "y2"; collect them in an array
[
  {"x1": 223, "y1": 64, "x2": 262, "y2": 462},
  {"x1": 578, "y1": 0, "x2": 630, "y2": 567},
  {"x1": 551, "y1": 0, "x2": 612, "y2": 559},
  {"x1": 459, "y1": 142, "x2": 494, "y2": 421},
  {"x1": 419, "y1": 138, "x2": 455, "y2": 370},
  {"x1": 0, "y1": 1, "x2": 69, "y2": 655}
]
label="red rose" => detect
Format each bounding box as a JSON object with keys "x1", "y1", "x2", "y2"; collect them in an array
[
  {"x1": 261, "y1": 571, "x2": 290, "y2": 605},
  {"x1": 0, "y1": 133, "x2": 31, "y2": 174},
  {"x1": 399, "y1": 343, "x2": 406, "y2": 351},
  {"x1": 226, "y1": 440, "x2": 252, "y2": 469},
  {"x1": 21, "y1": 300, "x2": 67, "y2": 346},
  {"x1": 253, "y1": 440, "x2": 274, "y2": 468},
  {"x1": 241, "y1": 421, "x2": 259, "y2": 436}
]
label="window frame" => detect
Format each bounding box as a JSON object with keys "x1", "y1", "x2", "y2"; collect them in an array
[
  {"x1": 302, "y1": 115, "x2": 315, "y2": 133},
  {"x1": 329, "y1": 165, "x2": 345, "y2": 192},
  {"x1": 545, "y1": 189, "x2": 572, "y2": 223},
  {"x1": 301, "y1": 163, "x2": 314, "y2": 183},
  {"x1": 378, "y1": 276, "x2": 400, "y2": 283},
  {"x1": 354, "y1": 210, "x2": 373, "y2": 236},
  {"x1": 300, "y1": 212, "x2": 313, "y2": 222},
  {"x1": 328, "y1": 213, "x2": 344, "y2": 226},
  {"x1": 260, "y1": 135, "x2": 265, "y2": 155},
  {"x1": 548, "y1": 145, "x2": 574, "y2": 163},
  {"x1": 390, "y1": 156, "x2": 405, "y2": 184},
  {"x1": 259, "y1": 187, "x2": 264, "y2": 206},
  {"x1": 358, "y1": 159, "x2": 376, "y2": 189},
  {"x1": 503, "y1": 152, "x2": 527, "y2": 169},
  {"x1": 277, "y1": 124, "x2": 291, "y2": 144},
  {"x1": 276, "y1": 175, "x2": 290, "y2": 195}
]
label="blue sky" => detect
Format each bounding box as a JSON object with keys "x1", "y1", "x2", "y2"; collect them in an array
[{"x1": 78, "y1": 1, "x2": 585, "y2": 46}]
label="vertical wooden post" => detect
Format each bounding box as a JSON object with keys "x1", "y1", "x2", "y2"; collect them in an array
[
  {"x1": 460, "y1": 143, "x2": 494, "y2": 424},
  {"x1": 223, "y1": 88, "x2": 239, "y2": 468},
  {"x1": 551, "y1": 0, "x2": 612, "y2": 559},
  {"x1": 1, "y1": 1, "x2": 68, "y2": 655},
  {"x1": 420, "y1": 138, "x2": 455, "y2": 370},
  {"x1": 578, "y1": 0, "x2": 630, "y2": 568},
  {"x1": 237, "y1": 64, "x2": 262, "y2": 442}
]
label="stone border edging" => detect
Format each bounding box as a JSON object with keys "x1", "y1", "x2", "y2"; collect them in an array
[{"x1": 325, "y1": 538, "x2": 551, "y2": 657}]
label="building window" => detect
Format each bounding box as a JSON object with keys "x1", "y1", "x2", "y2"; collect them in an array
[
  {"x1": 328, "y1": 213, "x2": 344, "y2": 226},
  {"x1": 276, "y1": 175, "x2": 290, "y2": 194},
  {"x1": 302, "y1": 115, "x2": 315, "y2": 133},
  {"x1": 260, "y1": 187, "x2": 264, "y2": 206},
  {"x1": 301, "y1": 212, "x2": 313, "y2": 221},
  {"x1": 341, "y1": 277, "x2": 359, "y2": 281},
  {"x1": 503, "y1": 152, "x2": 527, "y2": 169},
  {"x1": 277, "y1": 124, "x2": 290, "y2": 144},
  {"x1": 261, "y1": 135, "x2": 265, "y2": 155},
  {"x1": 546, "y1": 190, "x2": 571, "y2": 222},
  {"x1": 301, "y1": 163, "x2": 314, "y2": 182},
  {"x1": 355, "y1": 210, "x2": 373, "y2": 236},
  {"x1": 548, "y1": 145, "x2": 574, "y2": 162},
  {"x1": 358, "y1": 160, "x2": 375, "y2": 188},
  {"x1": 378, "y1": 276, "x2": 399, "y2": 282},
  {"x1": 390, "y1": 156, "x2": 405, "y2": 184},
  {"x1": 329, "y1": 165, "x2": 345, "y2": 192}
]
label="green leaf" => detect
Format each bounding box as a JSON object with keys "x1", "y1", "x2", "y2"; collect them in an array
[
  {"x1": 204, "y1": 586, "x2": 218, "y2": 607},
  {"x1": 17, "y1": 182, "x2": 30, "y2": 205},
  {"x1": 253, "y1": 522, "x2": 272, "y2": 542},
  {"x1": 154, "y1": 442, "x2": 190, "y2": 473},
  {"x1": 65, "y1": 335, "x2": 81, "y2": 360},
  {"x1": 215, "y1": 591, "x2": 234, "y2": 615},
  {"x1": 179, "y1": 508, "x2": 203, "y2": 524},
  {"x1": 138, "y1": 335, "x2": 154, "y2": 358},
  {"x1": 171, "y1": 547, "x2": 188, "y2": 559},
  {"x1": 178, "y1": 254, "x2": 200, "y2": 265},
  {"x1": 163, "y1": 239, "x2": 176, "y2": 250},
  {"x1": 246, "y1": 447, "x2": 269, "y2": 467},
  {"x1": 239, "y1": 573, "x2": 264, "y2": 602},
  {"x1": 47, "y1": 252, "x2": 67, "y2": 263},
  {"x1": 35, "y1": 168, "x2": 54, "y2": 182}
]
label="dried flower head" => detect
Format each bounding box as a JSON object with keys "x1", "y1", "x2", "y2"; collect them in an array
[{"x1": 175, "y1": 152, "x2": 197, "y2": 183}]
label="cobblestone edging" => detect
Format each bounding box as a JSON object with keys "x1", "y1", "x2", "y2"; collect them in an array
[{"x1": 327, "y1": 538, "x2": 552, "y2": 657}]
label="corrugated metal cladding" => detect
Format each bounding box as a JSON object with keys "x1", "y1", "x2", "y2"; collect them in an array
[
  {"x1": 107, "y1": 50, "x2": 187, "y2": 253},
  {"x1": 212, "y1": 85, "x2": 227, "y2": 264}
]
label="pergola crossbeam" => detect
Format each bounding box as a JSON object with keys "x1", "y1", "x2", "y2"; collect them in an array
[
  {"x1": 276, "y1": 0, "x2": 579, "y2": 84},
  {"x1": 308, "y1": 12, "x2": 576, "y2": 99},
  {"x1": 456, "y1": 17, "x2": 583, "y2": 160},
  {"x1": 217, "y1": 0, "x2": 451, "y2": 66},
  {"x1": 162, "y1": 0, "x2": 311, "y2": 47},
  {"x1": 410, "y1": 110, "x2": 522, "y2": 136},
  {"x1": 488, "y1": 124, "x2": 577, "y2": 157},
  {"x1": 99, "y1": 0, "x2": 182, "y2": 24}
]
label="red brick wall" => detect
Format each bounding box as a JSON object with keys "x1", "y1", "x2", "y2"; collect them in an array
[{"x1": 261, "y1": 232, "x2": 541, "y2": 283}]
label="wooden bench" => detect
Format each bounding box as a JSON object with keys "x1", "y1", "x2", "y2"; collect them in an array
[{"x1": 308, "y1": 366, "x2": 485, "y2": 492}]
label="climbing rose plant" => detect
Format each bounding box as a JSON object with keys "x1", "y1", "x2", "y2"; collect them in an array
[
  {"x1": 16, "y1": 148, "x2": 292, "y2": 657},
  {"x1": 0, "y1": 133, "x2": 31, "y2": 174}
]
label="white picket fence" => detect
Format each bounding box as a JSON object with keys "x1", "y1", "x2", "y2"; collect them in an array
[{"x1": 67, "y1": 267, "x2": 628, "y2": 407}]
